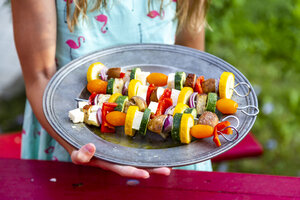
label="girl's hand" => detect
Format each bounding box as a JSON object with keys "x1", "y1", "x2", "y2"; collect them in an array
[{"x1": 71, "y1": 143, "x2": 171, "y2": 179}]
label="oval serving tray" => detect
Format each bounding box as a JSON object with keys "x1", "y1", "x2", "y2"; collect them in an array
[{"x1": 43, "y1": 44, "x2": 258, "y2": 168}]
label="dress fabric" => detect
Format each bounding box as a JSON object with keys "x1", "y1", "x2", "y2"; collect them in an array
[{"x1": 21, "y1": 0, "x2": 212, "y2": 171}]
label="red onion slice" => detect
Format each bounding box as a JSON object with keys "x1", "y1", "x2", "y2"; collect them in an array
[
  {"x1": 189, "y1": 92, "x2": 197, "y2": 108},
  {"x1": 164, "y1": 105, "x2": 175, "y2": 115},
  {"x1": 122, "y1": 81, "x2": 129, "y2": 95},
  {"x1": 163, "y1": 115, "x2": 173, "y2": 133},
  {"x1": 94, "y1": 94, "x2": 99, "y2": 105},
  {"x1": 96, "y1": 107, "x2": 102, "y2": 125},
  {"x1": 100, "y1": 67, "x2": 108, "y2": 81}
]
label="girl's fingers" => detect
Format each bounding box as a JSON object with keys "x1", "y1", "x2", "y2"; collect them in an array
[
  {"x1": 90, "y1": 159, "x2": 150, "y2": 179},
  {"x1": 71, "y1": 143, "x2": 96, "y2": 164},
  {"x1": 146, "y1": 167, "x2": 172, "y2": 176},
  {"x1": 71, "y1": 143, "x2": 171, "y2": 179}
]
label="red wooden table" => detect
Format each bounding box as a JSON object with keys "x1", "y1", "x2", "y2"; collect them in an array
[
  {"x1": 0, "y1": 132, "x2": 263, "y2": 162},
  {"x1": 0, "y1": 158, "x2": 299, "y2": 200}
]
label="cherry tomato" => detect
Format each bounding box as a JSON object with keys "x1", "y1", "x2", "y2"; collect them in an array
[
  {"x1": 216, "y1": 98, "x2": 238, "y2": 114},
  {"x1": 87, "y1": 79, "x2": 108, "y2": 94},
  {"x1": 146, "y1": 73, "x2": 168, "y2": 86},
  {"x1": 190, "y1": 124, "x2": 214, "y2": 139}
]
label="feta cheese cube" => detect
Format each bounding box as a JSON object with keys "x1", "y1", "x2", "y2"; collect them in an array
[
  {"x1": 171, "y1": 89, "x2": 181, "y2": 105},
  {"x1": 78, "y1": 101, "x2": 89, "y2": 109},
  {"x1": 136, "y1": 71, "x2": 150, "y2": 85},
  {"x1": 167, "y1": 73, "x2": 175, "y2": 89},
  {"x1": 69, "y1": 108, "x2": 84, "y2": 123},
  {"x1": 148, "y1": 101, "x2": 159, "y2": 114},
  {"x1": 86, "y1": 112, "x2": 100, "y2": 127},
  {"x1": 136, "y1": 85, "x2": 148, "y2": 101},
  {"x1": 90, "y1": 105, "x2": 101, "y2": 112},
  {"x1": 156, "y1": 87, "x2": 165, "y2": 100},
  {"x1": 132, "y1": 111, "x2": 144, "y2": 130}
]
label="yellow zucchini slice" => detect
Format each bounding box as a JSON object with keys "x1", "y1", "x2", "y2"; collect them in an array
[
  {"x1": 177, "y1": 87, "x2": 194, "y2": 105},
  {"x1": 125, "y1": 106, "x2": 139, "y2": 136},
  {"x1": 173, "y1": 103, "x2": 189, "y2": 116},
  {"x1": 128, "y1": 79, "x2": 142, "y2": 99},
  {"x1": 180, "y1": 113, "x2": 194, "y2": 144},
  {"x1": 219, "y1": 72, "x2": 235, "y2": 99}
]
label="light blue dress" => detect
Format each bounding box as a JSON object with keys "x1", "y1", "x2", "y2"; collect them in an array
[{"x1": 21, "y1": 0, "x2": 212, "y2": 171}]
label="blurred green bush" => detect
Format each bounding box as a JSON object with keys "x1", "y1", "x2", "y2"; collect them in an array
[{"x1": 206, "y1": 0, "x2": 300, "y2": 176}]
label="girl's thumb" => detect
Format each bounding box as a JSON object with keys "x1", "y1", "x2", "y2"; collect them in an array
[{"x1": 71, "y1": 143, "x2": 96, "y2": 164}]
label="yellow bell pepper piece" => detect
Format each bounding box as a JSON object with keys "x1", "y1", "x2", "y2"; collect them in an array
[
  {"x1": 177, "y1": 87, "x2": 194, "y2": 104},
  {"x1": 219, "y1": 72, "x2": 235, "y2": 99},
  {"x1": 128, "y1": 79, "x2": 142, "y2": 99},
  {"x1": 180, "y1": 113, "x2": 194, "y2": 144},
  {"x1": 125, "y1": 106, "x2": 139, "y2": 136}
]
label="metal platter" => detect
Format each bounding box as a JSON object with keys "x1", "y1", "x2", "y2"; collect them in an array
[{"x1": 43, "y1": 44, "x2": 258, "y2": 167}]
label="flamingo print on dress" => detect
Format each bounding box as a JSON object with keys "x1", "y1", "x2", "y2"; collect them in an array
[
  {"x1": 63, "y1": 0, "x2": 73, "y2": 24},
  {"x1": 65, "y1": 36, "x2": 85, "y2": 60},
  {"x1": 95, "y1": 14, "x2": 108, "y2": 33},
  {"x1": 45, "y1": 146, "x2": 55, "y2": 154},
  {"x1": 147, "y1": 9, "x2": 165, "y2": 20}
]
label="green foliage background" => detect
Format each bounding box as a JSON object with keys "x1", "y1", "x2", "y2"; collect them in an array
[{"x1": 206, "y1": 0, "x2": 300, "y2": 176}]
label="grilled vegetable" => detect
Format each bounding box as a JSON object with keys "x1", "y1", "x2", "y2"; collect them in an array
[
  {"x1": 175, "y1": 72, "x2": 186, "y2": 90},
  {"x1": 139, "y1": 108, "x2": 151, "y2": 136},
  {"x1": 173, "y1": 103, "x2": 189, "y2": 116},
  {"x1": 177, "y1": 87, "x2": 193, "y2": 105},
  {"x1": 190, "y1": 124, "x2": 214, "y2": 139},
  {"x1": 115, "y1": 96, "x2": 128, "y2": 112},
  {"x1": 180, "y1": 114, "x2": 194, "y2": 144},
  {"x1": 184, "y1": 107, "x2": 197, "y2": 118},
  {"x1": 219, "y1": 72, "x2": 235, "y2": 99},
  {"x1": 146, "y1": 73, "x2": 168, "y2": 86},
  {"x1": 128, "y1": 79, "x2": 142, "y2": 99},
  {"x1": 107, "y1": 67, "x2": 121, "y2": 80},
  {"x1": 125, "y1": 106, "x2": 139, "y2": 136},
  {"x1": 171, "y1": 113, "x2": 182, "y2": 142},
  {"x1": 106, "y1": 78, "x2": 114, "y2": 94},
  {"x1": 108, "y1": 93, "x2": 122, "y2": 103},
  {"x1": 148, "y1": 115, "x2": 168, "y2": 138},
  {"x1": 196, "y1": 94, "x2": 207, "y2": 115},
  {"x1": 106, "y1": 111, "x2": 126, "y2": 126},
  {"x1": 130, "y1": 68, "x2": 142, "y2": 80},
  {"x1": 205, "y1": 92, "x2": 217, "y2": 112},
  {"x1": 216, "y1": 98, "x2": 238, "y2": 114}
]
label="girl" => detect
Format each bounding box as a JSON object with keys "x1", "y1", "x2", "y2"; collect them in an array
[{"x1": 11, "y1": 0, "x2": 211, "y2": 179}]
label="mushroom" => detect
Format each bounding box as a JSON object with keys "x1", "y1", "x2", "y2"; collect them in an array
[
  {"x1": 107, "y1": 67, "x2": 121, "y2": 80},
  {"x1": 148, "y1": 115, "x2": 169, "y2": 139},
  {"x1": 124, "y1": 96, "x2": 147, "y2": 112}
]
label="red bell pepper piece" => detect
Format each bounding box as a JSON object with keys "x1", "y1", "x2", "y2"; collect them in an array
[
  {"x1": 101, "y1": 102, "x2": 118, "y2": 133},
  {"x1": 159, "y1": 88, "x2": 172, "y2": 101},
  {"x1": 216, "y1": 121, "x2": 233, "y2": 135},
  {"x1": 155, "y1": 98, "x2": 173, "y2": 116},
  {"x1": 213, "y1": 126, "x2": 221, "y2": 147},
  {"x1": 195, "y1": 76, "x2": 204, "y2": 94},
  {"x1": 89, "y1": 92, "x2": 98, "y2": 105},
  {"x1": 146, "y1": 84, "x2": 156, "y2": 105},
  {"x1": 120, "y1": 72, "x2": 125, "y2": 79}
]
